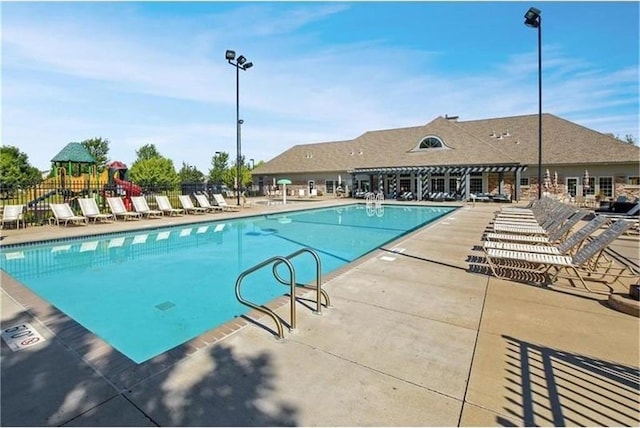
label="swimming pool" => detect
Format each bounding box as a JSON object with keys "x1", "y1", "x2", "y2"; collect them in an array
[{"x1": 1, "y1": 204, "x2": 455, "y2": 363}]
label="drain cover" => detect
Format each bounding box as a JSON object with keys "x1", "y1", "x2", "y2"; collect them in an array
[{"x1": 155, "y1": 301, "x2": 176, "y2": 311}]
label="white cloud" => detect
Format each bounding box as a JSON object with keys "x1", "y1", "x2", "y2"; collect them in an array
[{"x1": 2, "y1": 3, "x2": 638, "y2": 173}]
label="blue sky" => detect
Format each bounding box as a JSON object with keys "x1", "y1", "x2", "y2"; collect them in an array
[{"x1": 2, "y1": 1, "x2": 639, "y2": 173}]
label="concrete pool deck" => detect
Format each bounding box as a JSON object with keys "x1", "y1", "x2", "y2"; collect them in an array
[{"x1": 1, "y1": 199, "x2": 638, "y2": 426}]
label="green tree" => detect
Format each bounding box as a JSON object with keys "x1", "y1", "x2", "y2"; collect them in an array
[
  {"x1": 81, "y1": 137, "x2": 110, "y2": 172},
  {"x1": 624, "y1": 134, "x2": 637, "y2": 145},
  {"x1": 208, "y1": 152, "x2": 229, "y2": 184},
  {"x1": 129, "y1": 144, "x2": 179, "y2": 189},
  {"x1": 129, "y1": 157, "x2": 179, "y2": 189},
  {"x1": 178, "y1": 162, "x2": 204, "y2": 183},
  {"x1": 0, "y1": 146, "x2": 41, "y2": 192},
  {"x1": 135, "y1": 144, "x2": 161, "y2": 162},
  {"x1": 223, "y1": 157, "x2": 252, "y2": 189}
]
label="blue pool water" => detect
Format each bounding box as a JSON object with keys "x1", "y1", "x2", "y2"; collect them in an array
[{"x1": 0, "y1": 204, "x2": 454, "y2": 363}]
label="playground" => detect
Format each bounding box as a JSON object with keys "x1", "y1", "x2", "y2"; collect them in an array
[{"x1": 4, "y1": 143, "x2": 141, "y2": 226}]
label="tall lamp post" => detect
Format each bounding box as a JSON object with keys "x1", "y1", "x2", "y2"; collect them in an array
[
  {"x1": 225, "y1": 49, "x2": 253, "y2": 206},
  {"x1": 524, "y1": 7, "x2": 542, "y2": 199}
]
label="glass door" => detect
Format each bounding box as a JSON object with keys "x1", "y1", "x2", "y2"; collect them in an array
[{"x1": 566, "y1": 177, "x2": 578, "y2": 197}]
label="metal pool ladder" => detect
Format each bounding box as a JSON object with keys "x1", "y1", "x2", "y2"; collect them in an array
[{"x1": 235, "y1": 247, "x2": 331, "y2": 340}]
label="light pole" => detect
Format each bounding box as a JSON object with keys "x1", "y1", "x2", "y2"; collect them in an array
[
  {"x1": 524, "y1": 7, "x2": 542, "y2": 199},
  {"x1": 225, "y1": 49, "x2": 253, "y2": 206}
]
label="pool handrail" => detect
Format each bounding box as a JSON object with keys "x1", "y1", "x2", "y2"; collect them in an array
[
  {"x1": 271, "y1": 247, "x2": 330, "y2": 314},
  {"x1": 235, "y1": 255, "x2": 296, "y2": 340}
]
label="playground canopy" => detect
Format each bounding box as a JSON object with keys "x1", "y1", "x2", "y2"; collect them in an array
[
  {"x1": 51, "y1": 142, "x2": 96, "y2": 177},
  {"x1": 51, "y1": 142, "x2": 96, "y2": 163}
]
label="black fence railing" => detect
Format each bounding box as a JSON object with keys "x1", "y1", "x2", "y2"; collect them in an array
[{"x1": 0, "y1": 180, "x2": 254, "y2": 227}]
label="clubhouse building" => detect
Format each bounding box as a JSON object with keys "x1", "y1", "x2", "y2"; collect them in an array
[{"x1": 252, "y1": 113, "x2": 640, "y2": 202}]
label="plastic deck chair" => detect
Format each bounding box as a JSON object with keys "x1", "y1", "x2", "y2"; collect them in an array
[
  {"x1": 50, "y1": 203, "x2": 88, "y2": 226},
  {"x1": 78, "y1": 198, "x2": 115, "y2": 223},
  {"x1": 178, "y1": 195, "x2": 208, "y2": 214},
  {"x1": 1, "y1": 205, "x2": 25, "y2": 229},
  {"x1": 106, "y1": 197, "x2": 143, "y2": 221},
  {"x1": 212, "y1": 194, "x2": 241, "y2": 211},
  {"x1": 484, "y1": 220, "x2": 635, "y2": 294},
  {"x1": 131, "y1": 196, "x2": 163, "y2": 218},
  {"x1": 155, "y1": 195, "x2": 184, "y2": 216}
]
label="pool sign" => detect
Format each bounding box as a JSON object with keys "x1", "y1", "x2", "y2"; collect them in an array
[{"x1": 2, "y1": 323, "x2": 46, "y2": 351}]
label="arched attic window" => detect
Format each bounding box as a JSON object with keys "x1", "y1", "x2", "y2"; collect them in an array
[{"x1": 412, "y1": 135, "x2": 448, "y2": 151}]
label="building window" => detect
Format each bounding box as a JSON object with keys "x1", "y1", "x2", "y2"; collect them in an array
[
  {"x1": 431, "y1": 177, "x2": 445, "y2": 192},
  {"x1": 420, "y1": 137, "x2": 443, "y2": 148},
  {"x1": 584, "y1": 177, "x2": 595, "y2": 196},
  {"x1": 470, "y1": 177, "x2": 483, "y2": 194},
  {"x1": 629, "y1": 176, "x2": 640, "y2": 185},
  {"x1": 413, "y1": 135, "x2": 448, "y2": 151},
  {"x1": 520, "y1": 177, "x2": 530, "y2": 187},
  {"x1": 326, "y1": 180, "x2": 335, "y2": 194},
  {"x1": 448, "y1": 178, "x2": 459, "y2": 194},
  {"x1": 598, "y1": 176, "x2": 613, "y2": 197}
]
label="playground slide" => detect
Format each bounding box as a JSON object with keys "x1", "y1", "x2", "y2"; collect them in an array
[
  {"x1": 113, "y1": 177, "x2": 142, "y2": 196},
  {"x1": 27, "y1": 190, "x2": 57, "y2": 207}
]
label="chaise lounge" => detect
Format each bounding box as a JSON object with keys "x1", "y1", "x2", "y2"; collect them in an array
[
  {"x1": 106, "y1": 197, "x2": 143, "y2": 221},
  {"x1": 50, "y1": 203, "x2": 88, "y2": 227}
]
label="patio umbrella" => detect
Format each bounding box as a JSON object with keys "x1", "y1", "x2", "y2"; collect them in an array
[
  {"x1": 583, "y1": 170, "x2": 590, "y2": 191},
  {"x1": 277, "y1": 178, "x2": 292, "y2": 204}
]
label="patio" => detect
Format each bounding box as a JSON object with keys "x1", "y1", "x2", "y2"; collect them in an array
[{"x1": 1, "y1": 200, "x2": 638, "y2": 426}]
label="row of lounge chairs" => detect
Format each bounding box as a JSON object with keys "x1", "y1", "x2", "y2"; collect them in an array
[
  {"x1": 479, "y1": 196, "x2": 638, "y2": 294},
  {"x1": 1, "y1": 193, "x2": 244, "y2": 229}
]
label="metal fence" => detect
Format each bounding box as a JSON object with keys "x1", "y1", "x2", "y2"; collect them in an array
[{"x1": 0, "y1": 179, "x2": 249, "y2": 227}]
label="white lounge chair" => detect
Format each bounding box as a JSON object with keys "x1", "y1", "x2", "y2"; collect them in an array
[
  {"x1": 483, "y1": 215, "x2": 609, "y2": 256},
  {"x1": 106, "y1": 197, "x2": 142, "y2": 221},
  {"x1": 131, "y1": 196, "x2": 163, "y2": 218},
  {"x1": 194, "y1": 194, "x2": 222, "y2": 212},
  {"x1": 78, "y1": 198, "x2": 115, "y2": 223},
  {"x1": 178, "y1": 195, "x2": 208, "y2": 214},
  {"x1": 212, "y1": 194, "x2": 241, "y2": 211},
  {"x1": 484, "y1": 220, "x2": 635, "y2": 294},
  {"x1": 155, "y1": 195, "x2": 184, "y2": 216},
  {"x1": 50, "y1": 203, "x2": 88, "y2": 226},
  {"x1": 1, "y1": 205, "x2": 25, "y2": 229}
]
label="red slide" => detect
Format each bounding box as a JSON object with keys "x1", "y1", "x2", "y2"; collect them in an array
[
  {"x1": 113, "y1": 178, "x2": 142, "y2": 210},
  {"x1": 113, "y1": 177, "x2": 142, "y2": 196}
]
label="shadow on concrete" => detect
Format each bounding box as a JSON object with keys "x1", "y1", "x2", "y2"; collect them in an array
[
  {"x1": 499, "y1": 334, "x2": 640, "y2": 427},
  {"x1": 1, "y1": 309, "x2": 299, "y2": 427},
  {"x1": 380, "y1": 246, "x2": 468, "y2": 271},
  {"x1": 465, "y1": 254, "x2": 549, "y2": 285},
  {"x1": 125, "y1": 344, "x2": 298, "y2": 427}
]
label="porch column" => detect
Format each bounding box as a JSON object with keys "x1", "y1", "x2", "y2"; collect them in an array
[{"x1": 464, "y1": 169, "x2": 471, "y2": 201}]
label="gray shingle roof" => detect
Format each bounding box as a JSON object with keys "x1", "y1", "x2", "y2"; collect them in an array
[
  {"x1": 254, "y1": 113, "x2": 639, "y2": 175},
  {"x1": 50, "y1": 142, "x2": 96, "y2": 163}
]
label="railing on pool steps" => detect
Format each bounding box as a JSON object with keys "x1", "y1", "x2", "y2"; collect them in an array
[
  {"x1": 365, "y1": 191, "x2": 384, "y2": 207},
  {"x1": 234, "y1": 247, "x2": 330, "y2": 340}
]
